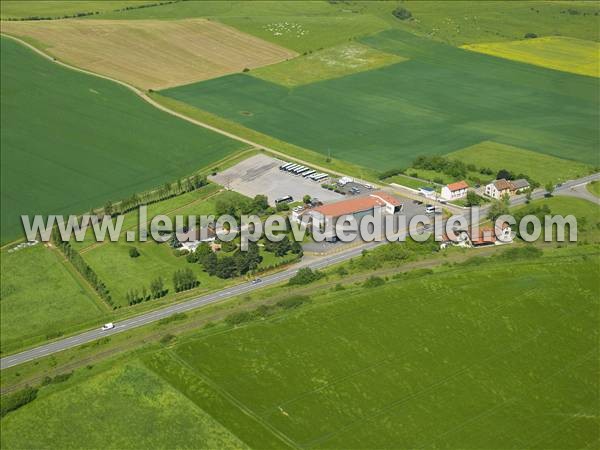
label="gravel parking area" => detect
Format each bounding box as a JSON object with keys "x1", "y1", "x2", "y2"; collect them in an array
[{"x1": 210, "y1": 154, "x2": 344, "y2": 205}]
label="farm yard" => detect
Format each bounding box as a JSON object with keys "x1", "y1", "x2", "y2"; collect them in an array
[
  {"x1": 1, "y1": 246, "x2": 597, "y2": 449},
  {"x1": 1, "y1": 19, "x2": 297, "y2": 90},
  {"x1": 161, "y1": 28, "x2": 599, "y2": 171},
  {"x1": 0, "y1": 35, "x2": 245, "y2": 244}
]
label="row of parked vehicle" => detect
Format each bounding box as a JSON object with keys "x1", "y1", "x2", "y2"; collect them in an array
[{"x1": 279, "y1": 162, "x2": 329, "y2": 182}]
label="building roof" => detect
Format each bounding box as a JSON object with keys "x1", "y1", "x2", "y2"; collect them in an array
[
  {"x1": 446, "y1": 180, "x2": 469, "y2": 192},
  {"x1": 470, "y1": 227, "x2": 497, "y2": 245},
  {"x1": 511, "y1": 178, "x2": 530, "y2": 189},
  {"x1": 494, "y1": 178, "x2": 513, "y2": 191},
  {"x1": 311, "y1": 191, "x2": 400, "y2": 218}
]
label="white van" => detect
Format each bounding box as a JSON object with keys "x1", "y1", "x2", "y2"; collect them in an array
[{"x1": 101, "y1": 322, "x2": 115, "y2": 331}]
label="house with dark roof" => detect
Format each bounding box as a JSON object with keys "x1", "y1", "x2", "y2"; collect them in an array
[{"x1": 485, "y1": 178, "x2": 530, "y2": 199}]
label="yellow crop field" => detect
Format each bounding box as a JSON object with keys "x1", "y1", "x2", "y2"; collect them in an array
[
  {"x1": 462, "y1": 36, "x2": 599, "y2": 78},
  {"x1": 1, "y1": 19, "x2": 297, "y2": 89}
]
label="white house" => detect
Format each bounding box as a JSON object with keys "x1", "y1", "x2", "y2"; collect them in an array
[
  {"x1": 485, "y1": 178, "x2": 530, "y2": 199},
  {"x1": 441, "y1": 181, "x2": 469, "y2": 200}
]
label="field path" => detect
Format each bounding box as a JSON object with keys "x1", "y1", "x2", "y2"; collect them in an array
[{"x1": 1, "y1": 33, "x2": 361, "y2": 182}]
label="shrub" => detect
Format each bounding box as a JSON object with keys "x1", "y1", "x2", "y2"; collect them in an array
[
  {"x1": 498, "y1": 246, "x2": 543, "y2": 260},
  {"x1": 524, "y1": 32, "x2": 538, "y2": 39},
  {"x1": 129, "y1": 247, "x2": 140, "y2": 258},
  {"x1": 276, "y1": 295, "x2": 310, "y2": 309},
  {"x1": 225, "y1": 311, "x2": 253, "y2": 326},
  {"x1": 363, "y1": 275, "x2": 385, "y2": 288},
  {"x1": 1, "y1": 387, "x2": 38, "y2": 417},
  {"x1": 289, "y1": 268, "x2": 324, "y2": 286},
  {"x1": 392, "y1": 7, "x2": 412, "y2": 20}
]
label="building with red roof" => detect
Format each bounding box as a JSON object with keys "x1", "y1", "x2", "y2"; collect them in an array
[{"x1": 441, "y1": 180, "x2": 469, "y2": 200}]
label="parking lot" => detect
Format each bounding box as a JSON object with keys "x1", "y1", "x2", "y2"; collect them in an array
[{"x1": 210, "y1": 154, "x2": 344, "y2": 205}]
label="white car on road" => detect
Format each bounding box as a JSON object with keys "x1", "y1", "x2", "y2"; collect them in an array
[{"x1": 101, "y1": 322, "x2": 115, "y2": 331}]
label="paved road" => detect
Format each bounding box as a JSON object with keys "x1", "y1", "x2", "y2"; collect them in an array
[{"x1": 0, "y1": 241, "x2": 385, "y2": 370}]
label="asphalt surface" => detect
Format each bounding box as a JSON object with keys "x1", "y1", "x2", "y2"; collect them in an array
[{"x1": 2, "y1": 174, "x2": 598, "y2": 370}]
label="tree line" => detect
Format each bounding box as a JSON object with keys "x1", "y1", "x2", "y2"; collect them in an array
[
  {"x1": 52, "y1": 229, "x2": 114, "y2": 308},
  {"x1": 102, "y1": 174, "x2": 208, "y2": 217}
]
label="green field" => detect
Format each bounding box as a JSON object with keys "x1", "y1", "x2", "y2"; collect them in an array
[
  {"x1": 588, "y1": 181, "x2": 600, "y2": 198},
  {"x1": 0, "y1": 36, "x2": 245, "y2": 243},
  {"x1": 518, "y1": 196, "x2": 600, "y2": 243},
  {"x1": 2, "y1": 246, "x2": 597, "y2": 448},
  {"x1": 161, "y1": 29, "x2": 599, "y2": 172},
  {"x1": 251, "y1": 42, "x2": 405, "y2": 87},
  {"x1": 0, "y1": 362, "x2": 246, "y2": 449},
  {"x1": 397, "y1": 0, "x2": 600, "y2": 46},
  {"x1": 61, "y1": 1, "x2": 600, "y2": 51},
  {"x1": 0, "y1": 244, "x2": 106, "y2": 351},
  {"x1": 446, "y1": 141, "x2": 595, "y2": 185},
  {"x1": 0, "y1": 1, "x2": 156, "y2": 19}
]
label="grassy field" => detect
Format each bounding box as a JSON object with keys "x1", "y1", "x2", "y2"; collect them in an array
[
  {"x1": 59, "y1": 1, "x2": 600, "y2": 51},
  {"x1": 161, "y1": 28, "x2": 599, "y2": 172},
  {"x1": 0, "y1": 244, "x2": 106, "y2": 352},
  {"x1": 519, "y1": 196, "x2": 600, "y2": 243},
  {"x1": 0, "y1": 362, "x2": 246, "y2": 449},
  {"x1": 0, "y1": 36, "x2": 245, "y2": 244},
  {"x1": 397, "y1": 0, "x2": 600, "y2": 46},
  {"x1": 588, "y1": 181, "x2": 600, "y2": 197},
  {"x1": 446, "y1": 141, "x2": 595, "y2": 185},
  {"x1": 3, "y1": 246, "x2": 596, "y2": 448},
  {"x1": 0, "y1": 1, "x2": 155, "y2": 19},
  {"x1": 2, "y1": 19, "x2": 297, "y2": 90},
  {"x1": 78, "y1": 188, "x2": 237, "y2": 308},
  {"x1": 463, "y1": 36, "x2": 600, "y2": 78},
  {"x1": 251, "y1": 41, "x2": 405, "y2": 87}
]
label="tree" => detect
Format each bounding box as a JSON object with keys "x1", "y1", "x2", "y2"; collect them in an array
[
  {"x1": 392, "y1": 7, "x2": 412, "y2": 20},
  {"x1": 303, "y1": 194, "x2": 312, "y2": 204},
  {"x1": 129, "y1": 247, "x2": 140, "y2": 258},
  {"x1": 487, "y1": 198, "x2": 510, "y2": 221},
  {"x1": 203, "y1": 251, "x2": 218, "y2": 276},
  {"x1": 290, "y1": 240, "x2": 303, "y2": 255},
  {"x1": 465, "y1": 191, "x2": 482, "y2": 207},
  {"x1": 525, "y1": 189, "x2": 533, "y2": 203},
  {"x1": 496, "y1": 169, "x2": 513, "y2": 180},
  {"x1": 251, "y1": 195, "x2": 269, "y2": 213},
  {"x1": 289, "y1": 268, "x2": 324, "y2": 286},
  {"x1": 104, "y1": 200, "x2": 113, "y2": 216},
  {"x1": 150, "y1": 277, "x2": 165, "y2": 299},
  {"x1": 545, "y1": 182, "x2": 555, "y2": 197},
  {"x1": 524, "y1": 32, "x2": 538, "y2": 39}
]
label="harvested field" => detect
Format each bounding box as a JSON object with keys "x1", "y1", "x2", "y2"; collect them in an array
[{"x1": 0, "y1": 19, "x2": 297, "y2": 89}]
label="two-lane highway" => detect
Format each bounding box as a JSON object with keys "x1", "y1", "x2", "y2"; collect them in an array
[{"x1": 0, "y1": 240, "x2": 383, "y2": 370}]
